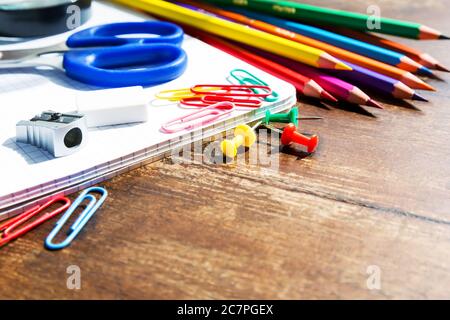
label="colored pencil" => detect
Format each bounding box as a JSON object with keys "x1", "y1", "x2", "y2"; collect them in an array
[
  {"x1": 226, "y1": 7, "x2": 433, "y2": 76},
  {"x1": 329, "y1": 27, "x2": 450, "y2": 72},
  {"x1": 327, "y1": 61, "x2": 428, "y2": 101},
  {"x1": 204, "y1": 0, "x2": 449, "y2": 40},
  {"x1": 188, "y1": 29, "x2": 337, "y2": 102},
  {"x1": 112, "y1": 0, "x2": 351, "y2": 70},
  {"x1": 242, "y1": 46, "x2": 383, "y2": 108},
  {"x1": 182, "y1": 1, "x2": 433, "y2": 91}
]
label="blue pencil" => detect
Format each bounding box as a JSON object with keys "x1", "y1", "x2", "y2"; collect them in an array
[{"x1": 225, "y1": 7, "x2": 433, "y2": 76}]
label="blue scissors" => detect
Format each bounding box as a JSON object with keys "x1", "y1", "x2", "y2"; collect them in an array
[{"x1": 0, "y1": 21, "x2": 188, "y2": 87}]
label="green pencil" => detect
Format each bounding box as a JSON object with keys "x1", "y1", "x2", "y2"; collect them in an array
[{"x1": 205, "y1": 0, "x2": 449, "y2": 40}]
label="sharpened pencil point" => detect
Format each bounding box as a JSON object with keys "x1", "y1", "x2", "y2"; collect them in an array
[
  {"x1": 417, "y1": 66, "x2": 434, "y2": 76},
  {"x1": 418, "y1": 82, "x2": 436, "y2": 91},
  {"x1": 439, "y1": 34, "x2": 450, "y2": 40},
  {"x1": 336, "y1": 61, "x2": 352, "y2": 70},
  {"x1": 367, "y1": 99, "x2": 384, "y2": 109},
  {"x1": 320, "y1": 90, "x2": 338, "y2": 102},
  {"x1": 317, "y1": 53, "x2": 352, "y2": 70},
  {"x1": 403, "y1": 73, "x2": 436, "y2": 91},
  {"x1": 412, "y1": 93, "x2": 429, "y2": 102},
  {"x1": 435, "y1": 63, "x2": 450, "y2": 72}
]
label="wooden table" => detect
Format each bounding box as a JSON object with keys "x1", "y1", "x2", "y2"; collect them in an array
[{"x1": 1, "y1": 0, "x2": 449, "y2": 299}]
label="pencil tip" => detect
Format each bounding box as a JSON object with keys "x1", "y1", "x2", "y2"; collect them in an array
[
  {"x1": 405, "y1": 73, "x2": 436, "y2": 91},
  {"x1": 439, "y1": 34, "x2": 450, "y2": 40},
  {"x1": 367, "y1": 99, "x2": 384, "y2": 109},
  {"x1": 336, "y1": 61, "x2": 352, "y2": 70},
  {"x1": 321, "y1": 90, "x2": 338, "y2": 102},
  {"x1": 318, "y1": 54, "x2": 352, "y2": 70},
  {"x1": 412, "y1": 93, "x2": 429, "y2": 102},
  {"x1": 419, "y1": 82, "x2": 437, "y2": 91},
  {"x1": 435, "y1": 63, "x2": 450, "y2": 72},
  {"x1": 418, "y1": 66, "x2": 434, "y2": 76}
]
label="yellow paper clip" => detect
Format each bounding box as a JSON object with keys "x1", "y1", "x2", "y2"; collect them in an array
[
  {"x1": 155, "y1": 88, "x2": 196, "y2": 101},
  {"x1": 155, "y1": 86, "x2": 221, "y2": 102}
]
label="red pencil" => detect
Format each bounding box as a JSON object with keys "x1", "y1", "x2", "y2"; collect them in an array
[{"x1": 189, "y1": 29, "x2": 337, "y2": 102}]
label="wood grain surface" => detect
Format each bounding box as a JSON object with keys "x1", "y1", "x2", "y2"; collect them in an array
[{"x1": 0, "y1": 0, "x2": 449, "y2": 299}]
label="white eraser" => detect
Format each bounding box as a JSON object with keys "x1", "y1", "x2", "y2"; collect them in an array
[{"x1": 75, "y1": 86, "x2": 149, "y2": 128}]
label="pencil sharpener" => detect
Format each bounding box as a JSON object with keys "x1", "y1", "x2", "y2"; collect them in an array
[{"x1": 16, "y1": 111, "x2": 88, "y2": 158}]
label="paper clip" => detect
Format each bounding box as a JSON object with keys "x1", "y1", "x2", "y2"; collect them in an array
[
  {"x1": 0, "y1": 196, "x2": 71, "y2": 247},
  {"x1": 45, "y1": 187, "x2": 108, "y2": 250},
  {"x1": 161, "y1": 101, "x2": 234, "y2": 133},
  {"x1": 230, "y1": 69, "x2": 279, "y2": 102},
  {"x1": 155, "y1": 86, "x2": 220, "y2": 101},
  {"x1": 180, "y1": 95, "x2": 262, "y2": 108},
  {"x1": 202, "y1": 95, "x2": 263, "y2": 107},
  {"x1": 191, "y1": 84, "x2": 272, "y2": 98}
]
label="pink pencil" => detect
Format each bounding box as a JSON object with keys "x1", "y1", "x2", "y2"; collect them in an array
[{"x1": 246, "y1": 45, "x2": 383, "y2": 108}]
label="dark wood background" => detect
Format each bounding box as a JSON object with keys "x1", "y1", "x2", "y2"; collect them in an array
[{"x1": 1, "y1": 0, "x2": 449, "y2": 299}]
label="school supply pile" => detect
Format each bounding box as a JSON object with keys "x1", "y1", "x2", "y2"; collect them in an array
[
  {"x1": 1, "y1": 0, "x2": 448, "y2": 250},
  {"x1": 0, "y1": 1, "x2": 297, "y2": 222}
]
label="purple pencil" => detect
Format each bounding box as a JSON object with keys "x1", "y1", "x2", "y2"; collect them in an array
[
  {"x1": 327, "y1": 61, "x2": 428, "y2": 101},
  {"x1": 244, "y1": 45, "x2": 383, "y2": 108}
]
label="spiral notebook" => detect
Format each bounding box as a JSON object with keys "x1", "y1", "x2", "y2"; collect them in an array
[{"x1": 0, "y1": 0, "x2": 296, "y2": 219}]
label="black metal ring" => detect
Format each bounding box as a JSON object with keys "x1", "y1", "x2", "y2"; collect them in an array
[{"x1": 0, "y1": 0, "x2": 92, "y2": 38}]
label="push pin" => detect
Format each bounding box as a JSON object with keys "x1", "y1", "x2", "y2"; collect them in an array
[
  {"x1": 281, "y1": 123, "x2": 319, "y2": 153},
  {"x1": 265, "y1": 123, "x2": 319, "y2": 153},
  {"x1": 265, "y1": 108, "x2": 299, "y2": 126},
  {"x1": 264, "y1": 109, "x2": 322, "y2": 127},
  {"x1": 220, "y1": 121, "x2": 261, "y2": 158}
]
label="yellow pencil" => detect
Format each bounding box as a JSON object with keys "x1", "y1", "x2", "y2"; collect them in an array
[{"x1": 113, "y1": 0, "x2": 351, "y2": 70}]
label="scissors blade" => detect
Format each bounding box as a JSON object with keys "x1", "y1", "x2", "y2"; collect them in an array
[{"x1": 0, "y1": 42, "x2": 69, "y2": 61}]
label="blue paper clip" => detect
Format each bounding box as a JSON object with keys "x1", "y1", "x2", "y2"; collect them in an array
[{"x1": 45, "y1": 187, "x2": 108, "y2": 250}]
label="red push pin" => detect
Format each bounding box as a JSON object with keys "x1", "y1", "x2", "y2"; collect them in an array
[{"x1": 280, "y1": 123, "x2": 319, "y2": 153}]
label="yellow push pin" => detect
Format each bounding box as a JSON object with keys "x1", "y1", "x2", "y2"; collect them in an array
[{"x1": 220, "y1": 122, "x2": 261, "y2": 158}]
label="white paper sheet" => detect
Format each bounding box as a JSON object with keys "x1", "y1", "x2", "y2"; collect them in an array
[{"x1": 0, "y1": 0, "x2": 296, "y2": 217}]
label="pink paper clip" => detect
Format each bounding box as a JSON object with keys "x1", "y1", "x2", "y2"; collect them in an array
[
  {"x1": 180, "y1": 95, "x2": 262, "y2": 108},
  {"x1": 191, "y1": 84, "x2": 272, "y2": 98},
  {"x1": 161, "y1": 101, "x2": 234, "y2": 134}
]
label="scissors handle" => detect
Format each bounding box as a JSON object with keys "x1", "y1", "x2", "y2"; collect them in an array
[
  {"x1": 63, "y1": 44, "x2": 187, "y2": 87},
  {"x1": 66, "y1": 21, "x2": 185, "y2": 47}
]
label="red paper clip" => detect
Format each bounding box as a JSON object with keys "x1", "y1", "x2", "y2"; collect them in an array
[
  {"x1": 191, "y1": 84, "x2": 272, "y2": 98},
  {"x1": 0, "y1": 196, "x2": 71, "y2": 247},
  {"x1": 161, "y1": 101, "x2": 234, "y2": 134},
  {"x1": 180, "y1": 95, "x2": 262, "y2": 108}
]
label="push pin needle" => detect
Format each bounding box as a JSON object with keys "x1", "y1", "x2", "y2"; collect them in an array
[{"x1": 298, "y1": 116, "x2": 323, "y2": 120}]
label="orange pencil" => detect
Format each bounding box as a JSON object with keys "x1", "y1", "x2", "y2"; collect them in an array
[{"x1": 182, "y1": 0, "x2": 435, "y2": 91}]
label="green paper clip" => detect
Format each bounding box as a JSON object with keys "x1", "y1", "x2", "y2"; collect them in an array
[{"x1": 230, "y1": 69, "x2": 279, "y2": 102}]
